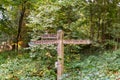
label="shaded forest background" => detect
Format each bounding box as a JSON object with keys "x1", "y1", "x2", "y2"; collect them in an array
[
  {"x1": 0, "y1": 0, "x2": 120, "y2": 80},
  {"x1": 0, "y1": 0, "x2": 120, "y2": 50}
]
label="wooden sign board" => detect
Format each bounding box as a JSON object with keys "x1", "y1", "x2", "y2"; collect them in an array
[
  {"x1": 41, "y1": 34, "x2": 57, "y2": 40},
  {"x1": 29, "y1": 30, "x2": 91, "y2": 80},
  {"x1": 63, "y1": 40, "x2": 91, "y2": 44},
  {"x1": 31, "y1": 40, "x2": 58, "y2": 44}
]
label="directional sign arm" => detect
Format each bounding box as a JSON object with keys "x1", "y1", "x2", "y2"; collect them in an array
[
  {"x1": 41, "y1": 34, "x2": 57, "y2": 40},
  {"x1": 29, "y1": 40, "x2": 58, "y2": 46},
  {"x1": 63, "y1": 40, "x2": 91, "y2": 44}
]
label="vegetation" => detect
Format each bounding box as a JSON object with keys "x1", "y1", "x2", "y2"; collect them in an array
[
  {"x1": 0, "y1": 0, "x2": 120, "y2": 80},
  {"x1": 0, "y1": 49, "x2": 120, "y2": 80}
]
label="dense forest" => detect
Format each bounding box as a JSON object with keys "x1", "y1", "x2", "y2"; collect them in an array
[{"x1": 0, "y1": 0, "x2": 120, "y2": 80}]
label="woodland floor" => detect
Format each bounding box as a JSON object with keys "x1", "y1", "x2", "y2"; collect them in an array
[{"x1": 0, "y1": 49, "x2": 120, "y2": 80}]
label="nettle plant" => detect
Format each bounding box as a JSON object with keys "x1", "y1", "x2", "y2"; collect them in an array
[{"x1": 29, "y1": 44, "x2": 57, "y2": 59}]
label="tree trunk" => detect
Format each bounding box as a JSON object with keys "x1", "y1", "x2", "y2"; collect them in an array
[
  {"x1": 97, "y1": 17, "x2": 101, "y2": 41},
  {"x1": 90, "y1": 5, "x2": 94, "y2": 40},
  {"x1": 16, "y1": 5, "x2": 26, "y2": 50}
]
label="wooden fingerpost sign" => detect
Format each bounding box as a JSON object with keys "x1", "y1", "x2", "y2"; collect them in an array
[{"x1": 29, "y1": 30, "x2": 91, "y2": 80}]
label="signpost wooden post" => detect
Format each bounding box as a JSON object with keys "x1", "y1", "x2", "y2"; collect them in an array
[
  {"x1": 57, "y1": 30, "x2": 64, "y2": 80},
  {"x1": 29, "y1": 30, "x2": 91, "y2": 80}
]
